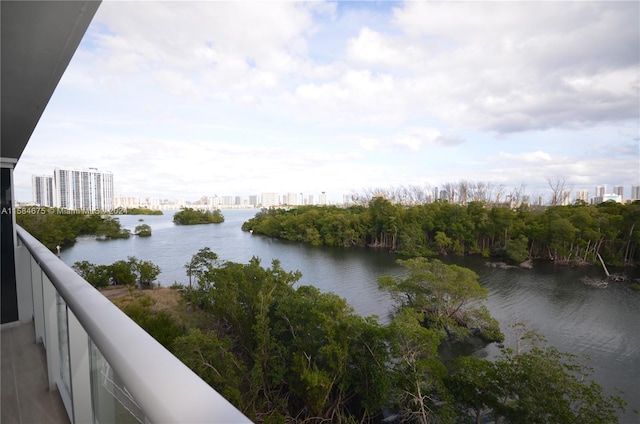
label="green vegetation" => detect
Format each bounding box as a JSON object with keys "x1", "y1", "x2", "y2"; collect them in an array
[
  {"x1": 73, "y1": 256, "x2": 160, "y2": 288},
  {"x1": 117, "y1": 207, "x2": 163, "y2": 215},
  {"x1": 242, "y1": 199, "x2": 640, "y2": 267},
  {"x1": 110, "y1": 248, "x2": 625, "y2": 423},
  {"x1": 134, "y1": 223, "x2": 152, "y2": 236},
  {"x1": 173, "y1": 207, "x2": 224, "y2": 225},
  {"x1": 16, "y1": 208, "x2": 130, "y2": 252},
  {"x1": 445, "y1": 323, "x2": 627, "y2": 423},
  {"x1": 379, "y1": 258, "x2": 503, "y2": 342}
]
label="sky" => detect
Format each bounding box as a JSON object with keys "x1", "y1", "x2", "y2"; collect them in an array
[{"x1": 14, "y1": 0, "x2": 640, "y2": 203}]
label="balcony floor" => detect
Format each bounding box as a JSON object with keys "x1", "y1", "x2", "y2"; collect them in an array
[{"x1": 1, "y1": 322, "x2": 69, "y2": 424}]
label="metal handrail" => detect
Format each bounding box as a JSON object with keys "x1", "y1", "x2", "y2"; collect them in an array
[{"x1": 17, "y1": 226, "x2": 250, "y2": 423}]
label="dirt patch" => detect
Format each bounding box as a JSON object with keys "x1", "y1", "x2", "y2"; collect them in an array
[{"x1": 99, "y1": 286, "x2": 132, "y2": 299}]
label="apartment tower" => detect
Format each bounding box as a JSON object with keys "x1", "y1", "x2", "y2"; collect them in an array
[
  {"x1": 31, "y1": 175, "x2": 54, "y2": 207},
  {"x1": 53, "y1": 167, "x2": 114, "y2": 211}
]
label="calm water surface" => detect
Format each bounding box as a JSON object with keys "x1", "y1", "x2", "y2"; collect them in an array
[{"x1": 60, "y1": 209, "x2": 639, "y2": 423}]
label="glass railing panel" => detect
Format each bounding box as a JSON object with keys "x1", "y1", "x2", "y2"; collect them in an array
[
  {"x1": 90, "y1": 339, "x2": 147, "y2": 424},
  {"x1": 56, "y1": 292, "x2": 71, "y2": 395}
]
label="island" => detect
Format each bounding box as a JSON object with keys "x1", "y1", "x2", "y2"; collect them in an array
[{"x1": 173, "y1": 207, "x2": 224, "y2": 225}]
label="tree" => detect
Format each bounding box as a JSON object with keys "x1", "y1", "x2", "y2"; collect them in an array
[
  {"x1": 184, "y1": 247, "x2": 219, "y2": 288},
  {"x1": 134, "y1": 223, "x2": 152, "y2": 236},
  {"x1": 72, "y1": 260, "x2": 110, "y2": 288},
  {"x1": 505, "y1": 234, "x2": 530, "y2": 263},
  {"x1": 96, "y1": 216, "x2": 131, "y2": 239},
  {"x1": 108, "y1": 259, "x2": 137, "y2": 286},
  {"x1": 446, "y1": 324, "x2": 627, "y2": 423},
  {"x1": 173, "y1": 207, "x2": 224, "y2": 225},
  {"x1": 134, "y1": 259, "x2": 161, "y2": 288},
  {"x1": 387, "y1": 308, "x2": 449, "y2": 423},
  {"x1": 547, "y1": 176, "x2": 569, "y2": 206},
  {"x1": 379, "y1": 258, "x2": 503, "y2": 342},
  {"x1": 172, "y1": 328, "x2": 247, "y2": 407}
]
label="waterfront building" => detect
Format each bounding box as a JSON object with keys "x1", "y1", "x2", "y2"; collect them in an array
[
  {"x1": 114, "y1": 195, "x2": 141, "y2": 209},
  {"x1": 285, "y1": 192, "x2": 301, "y2": 206},
  {"x1": 31, "y1": 175, "x2": 54, "y2": 207},
  {"x1": 595, "y1": 185, "x2": 606, "y2": 197},
  {"x1": 632, "y1": 186, "x2": 640, "y2": 200},
  {"x1": 53, "y1": 167, "x2": 114, "y2": 211},
  {"x1": 261, "y1": 192, "x2": 280, "y2": 207}
]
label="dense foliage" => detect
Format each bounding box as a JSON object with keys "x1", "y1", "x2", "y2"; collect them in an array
[
  {"x1": 118, "y1": 207, "x2": 163, "y2": 215},
  {"x1": 116, "y1": 249, "x2": 625, "y2": 423},
  {"x1": 73, "y1": 256, "x2": 160, "y2": 288},
  {"x1": 134, "y1": 223, "x2": 152, "y2": 236},
  {"x1": 242, "y1": 199, "x2": 640, "y2": 267},
  {"x1": 445, "y1": 324, "x2": 627, "y2": 424},
  {"x1": 173, "y1": 207, "x2": 224, "y2": 225},
  {"x1": 379, "y1": 258, "x2": 503, "y2": 342},
  {"x1": 16, "y1": 208, "x2": 130, "y2": 251}
]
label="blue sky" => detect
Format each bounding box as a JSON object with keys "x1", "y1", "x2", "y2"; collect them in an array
[{"x1": 14, "y1": 0, "x2": 640, "y2": 203}]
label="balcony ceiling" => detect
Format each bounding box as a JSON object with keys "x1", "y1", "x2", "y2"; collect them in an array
[{"x1": 1, "y1": 0, "x2": 101, "y2": 162}]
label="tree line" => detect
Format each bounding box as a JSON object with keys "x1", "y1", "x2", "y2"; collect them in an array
[
  {"x1": 115, "y1": 248, "x2": 626, "y2": 423},
  {"x1": 242, "y1": 198, "x2": 640, "y2": 267},
  {"x1": 73, "y1": 256, "x2": 160, "y2": 288},
  {"x1": 16, "y1": 208, "x2": 131, "y2": 252},
  {"x1": 173, "y1": 207, "x2": 224, "y2": 225}
]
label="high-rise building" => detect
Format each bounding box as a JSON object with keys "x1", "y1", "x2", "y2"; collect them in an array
[
  {"x1": 576, "y1": 190, "x2": 589, "y2": 203},
  {"x1": 560, "y1": 189, "x2": 572, "y2": 206},
  {"x1": 114, "y1": 195, "x2": 140, "y2": 209},
  {"x1": 613, "y1": 185, "x2": 624, "y2": 201},
  {"x1": 32, "y1": 175, "x2": 54, "y2": 207},
  {"x1": 595, "y1": 185, "x2": 606, "y2": 197},
  {"x1": 261, "y1": 192, "x2": 279, "y2": 207},
  {"x1": 632, "y1": 186, "x2": 640, "y2": 200},
  {"x1": 286, "y1": 192, "x2": 301, "y2": 206},
  {"x1": 53, "y1": 167, "x2": 113, "y2": 211},
  {"x1": 318, "y1": 192, "x2": 328, "y2": 205}
]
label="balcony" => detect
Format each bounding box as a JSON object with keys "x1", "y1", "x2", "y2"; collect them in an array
[{"x1": 1, "y1": 226, "x2": 250, "y2": 424}]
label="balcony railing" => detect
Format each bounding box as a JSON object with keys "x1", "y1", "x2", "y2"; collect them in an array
[{"x1": 15, "y1": 226, "x2": 250, "y2": 424}]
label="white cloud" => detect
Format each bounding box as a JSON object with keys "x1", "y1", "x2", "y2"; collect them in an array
[
  {"x1": 12, "y1": 1, "x2": 640, "y2": 203},
  {"x1": 498, "y1": 150, "x2": 552, "y2": 163},
  {"x1": 347, "y1": 27, "x2": 425, "y2": 67}
]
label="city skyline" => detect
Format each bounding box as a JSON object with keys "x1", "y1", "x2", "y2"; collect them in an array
[{"x1": 12, "y1": 1, "x2": 639, "y2": 203}]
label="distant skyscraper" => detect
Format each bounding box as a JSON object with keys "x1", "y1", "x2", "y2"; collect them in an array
[
  {"x1": 595, "y1": 185, "x2": 606, "y2": 197},
  {"x1": 560, "y1": 189, "x2": 572, "y2": 206},
  {"x1": 632, "y1": 186, "x2": 640, "y2": 200},
  {"x1": 53, "y1": 167, "x2": 113, "y2": 211},
  {"x1": 261, "y1": 192, "x2": 279, "y2": 207},
  {"x1": 286, "y1": 192, "x2": 301, "y2": 205},
  {"x1": 318, "y1": 192, "x2": 328, "y2": 205},
  {"x1": 613, "y1": 185, "x2": 624, "y2": 201},
  {"x1": 576, "y1": 190, "x2": 589, "y2": 203},
  {"x1": 32, "y1": 175, "x2": 54, "y2": 207},
  {"x1": 114, "y1": 195, "x2": 140, "y2": 209}
]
